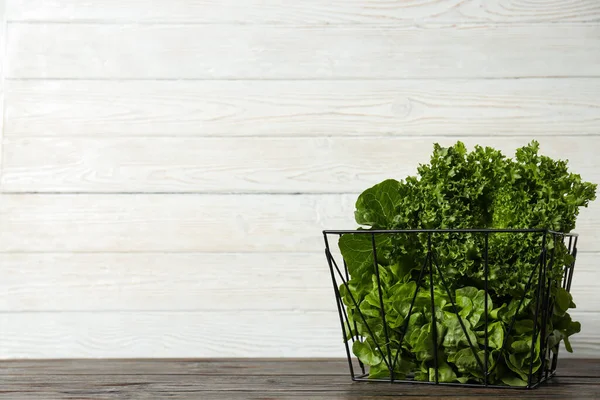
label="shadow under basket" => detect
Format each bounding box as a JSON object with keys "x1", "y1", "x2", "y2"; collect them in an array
[{"x1": 323, "y1": 228, "x2": 579, "y2": 389}]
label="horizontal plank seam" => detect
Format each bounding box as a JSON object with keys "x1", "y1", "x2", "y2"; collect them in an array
[
  {"x1": 0, "y1": 372, "x2": 592, "y2": 379},
  {"x1": 1, "y1": 309, "x2": 599, "y2": 314},
  {"x1": 0, "y1": 191, "x2": 363, "y2": 195},
  {"x1": 124, "y1": 386, "x2": 588, "y2": 392},
  {"x1": 0, "y1": 309, "x2": 340, "y2": 314},
  {"x1": 6, "y1": 76, "x2": 600, "y2": 81},
  {"x1": 3, "y1": 371, "x2": 594, "y2": 377},
  {"x1": 0, "y1": 358, "x2": 351, "y2": 361},
  {"x1": 0, "y1": 309, "x2": 338, "y2": 314},
  {"x1": 0, "y1": 373, "x2": 350, "y2": 376},
  {"x1": 0, "y1": 250, "x2": 595, "y2": 255},
  {"x1": 0, "y1": 250, "x2": 596, "y2": 254},
  {"x1": 8, "y1": 20, "x2": 600, "y2": 26},
  {"x1": 3, "y1": 190, "x2": 600, "y2": 197},
  {"x1": 1, "y1": 357, "x2": 593, "y2": 362},
  {"x1": 3, "y1": 134, "x2": 600, "y2": 139},
  {"x1": 3, "y1": 190, "x2": 600, "y2": 195}
]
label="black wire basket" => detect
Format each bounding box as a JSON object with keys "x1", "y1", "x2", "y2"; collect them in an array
[{"x1": 323, "y1": 228, "x2": 578, "y2": 389}]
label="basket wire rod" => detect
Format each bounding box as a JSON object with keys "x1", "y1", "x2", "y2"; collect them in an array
[
  {"x1": 371, "y1": 233, "x2": 394, "y2": 380},
  {"x1": 428, "y1": 233, "x2": 439, "y2": 384},
  {"x1": 490, "y1": 245, "x2": 544, "y2": 374},
  {"x1": 540, "y1": 233, "x2": 557, "y2": 382},
  {"x1": 324, "y1": 245, "x2": 356, "y2": 380},
  {"x1": 325, "y1": 242, "x2": 393, "y2": 372},
  {"x1": 390, "y1": 249, "x2": 430, "y2": 372},
  {"x1": 326, "y1": 240, "x2": 358, "y2": 349},
  {"x1": 339, "y1": 235, "x2": 366, "y2": 375},
  {"x1": 563, "y1": 235, "x2": 573, "y2": 289},
  {"x1": 340, "y1": 235, "x2": 350, "y2": 282},
  {"x1": 353, "y1": 376, "x2": 552, "y2": 389},
  {"x1": 567, "y1": 235, "x2": 573, "y2": 253},
  {"x1": 327, "y1": 258, "x2": 357, "y2": 347},
  {"x1": 551, "y1": 236, "x2": 565, "y2": 373},
  {"x1": 553, "y1": 235, "x2": 575, "y2": 373},
  {"x1": 337, "y1": 281, "x2": 359, "y2": 349},
  {"x1": 566, "y1": 236, "x2": 578, "y2": 292},
  {"x1": 483, "y1": 232, "x2": 490, "y2": 386},
  {"x1": 336, "y1": 236, "x2": 360, "y2": 340},
  {"x1": 528, "y1": 232, "x2": 547, "y2": 388},
  {"x1": 431, "y1": 251, "x2": 485, "y2": 376}
]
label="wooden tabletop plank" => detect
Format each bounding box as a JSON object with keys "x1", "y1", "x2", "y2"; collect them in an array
[
  {"x1": 0, "y1": 359, "x2": 358, "y2": 376},
  {"x1": 0, "y1": 359, "x2": 598, "y2": 399},
  {"x1": 1, "y1": 358, "x2": 597, "y2": 377},
  {"x1": 0, "y1": 377, "x2": 598, "y2": 399}
]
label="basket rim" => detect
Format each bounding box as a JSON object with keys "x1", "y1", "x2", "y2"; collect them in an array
[{"x1": 323, "y1": 228, "x2": 577, "y2": 236}]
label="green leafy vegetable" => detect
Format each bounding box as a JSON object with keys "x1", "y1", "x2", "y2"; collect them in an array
[{"x1": 339, "y1": 141, "x2": 596, "y2": 386}]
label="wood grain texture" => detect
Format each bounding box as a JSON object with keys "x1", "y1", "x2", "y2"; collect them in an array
[
  {"x1": 0, "y1": 368, "x2": 599, "y2": 400},
  {"x1": 6, "y1": 0, "x2": 600, "y2": 23},
  {"x1": 0, "y1": 373, "x2": 597, "y2": 395},
  {"x1": 5, "y1": 79, "x2": 600, "y2": 137},
  {"x1": 0, "y1": 311, "x2": 597, "y2": 358},
  {"x1": 0, "y1": 359, "x2": 361, "y2": 376},
  {"x1": 1, "y1": 251, "x2": 597, "y2": 313},
  {"x1": 3, "y1": 136, "x2": 600, "y2": 193},
  {"x1": 7, "y1": 23, "x2": 600, "y2": 79},
  {"x1": 0, "y1": 311, "x2": 343, "y2": 358},
  {"x1": 0, "y1": 193, "x2": 356, "y2": 252},
  {"x1": 0, "y1": 359, "x2": 360, "y2": 376},
  {"x1": 0, "y1": 193, "x2": 598, "y2": 253},
  {"x1": 0, "y1": 252, "x2": 335, "y2": 312},
  {"x1": 0, "y1": 0, "x2": 5, "y2": 174},
  {"x1": 1, "y1": 358, "x2": 595, "y2": 377}
]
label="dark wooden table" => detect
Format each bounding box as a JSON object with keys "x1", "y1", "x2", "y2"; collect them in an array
[{"x1": 1, "y1": 359, "x2": 599, "y2": 399}]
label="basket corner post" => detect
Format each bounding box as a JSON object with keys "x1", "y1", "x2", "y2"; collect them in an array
[{"x1": 324, "y1": 233, "x2": 357, "y2": 381}]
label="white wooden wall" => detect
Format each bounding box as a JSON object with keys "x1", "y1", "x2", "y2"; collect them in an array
[{"x1": 0, "y1": 0, "x2": 599, "y2": 359}]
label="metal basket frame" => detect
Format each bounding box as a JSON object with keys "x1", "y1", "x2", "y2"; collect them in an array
[{"x1": 323, "y1": 228, "x2": 578, "y2": 389}]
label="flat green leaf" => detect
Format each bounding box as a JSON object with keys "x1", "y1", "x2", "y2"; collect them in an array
[
  {"x1": 490, "y1": 303, "x2": 507, "y2": 320},
  {"x1": 355, "y1": 179, "x2": 403, "y2": 229},
  {"x1": 367, "y1": 361, "x2": 390, "y2": 379},
  {"x1": 352, "y1": 340, "x2": 383, "y2": 366},
  {"x1": 554, "y1": 287, "x2": 573, "y2": 316},
  {"x1": 564, "y1": 336, "x2": 574, "y2": 353},
  {"x1": 513, "y1": 319, "x2": 534, "y2": 334},
  {"x1": 501, "y1": 376, "x2": 528, "y2": 387},
  {"x1": 338, "y1": 233, "x2": 391, "y2": 280},
  {"x1": 510, "y1": 339, "x2": 531, "y2": 353},
  {"x1": 448, "y1": 348, "x2": 485, "y2": 377},
  {"x1": 442, "y1": 312, "x2": 477, "y2": 349},
  {"x1": 429, "y1": 361, "x2": 458, "y2": 383},
  {"x1": 486, "y1": 321, "x2": 505, "y2": 349}
]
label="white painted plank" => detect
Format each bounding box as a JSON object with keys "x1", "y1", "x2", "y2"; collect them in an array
[
  {"x1": 6, "y1": 0, "x2": 600, "y2": 23},
  {"x1": 562, "y1": 312, "x2": 600, "y2": 358},
  {"x1": 7, "y1": 24, "x2": 600, "y2": 79},
  {"x1": 1, "y1": 251, "x2": 597, "y2": 313},
  {"x1": 5, "y1": 79, "x2": 600, "y2": 137},
  {"x1": 0, "y1": 310, "x2": 597, "y2": 358},
  {"x1": 0, "y1": 252, "x2": 335, "y2": 312},
  {"x1": 0, "y1": 311, "x2": 344, "y2": 358},
  {"x1": 0, "y1": 0, "x2": 5, "y2": 175},
  {"x1": 0, "y1": 194, "x2": 598, "y2": 253},
  {"x1": 0, "y1": 193, "x2": 354, "y2": 252},
  {"x1": 3, "y1": 136, "x2": 599, "y2": 193},
  {"x1": 570, "y1": 253, "x2": 600, "y2": 313}
]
